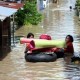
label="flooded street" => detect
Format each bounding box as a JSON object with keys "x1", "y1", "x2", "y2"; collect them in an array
[{"x1": 0, "y1": 0, "x2": 80, "y2": 80}]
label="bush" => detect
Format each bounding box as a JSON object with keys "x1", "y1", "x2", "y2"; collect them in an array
[
  {"x1": 75, "y1": 0, "x2": 80, "y2": 7},
  {"x1": 16, "y1": 9, "x2": 25, "y2": 26},
  {"x1": 16, "y1": 1, "x2": 42, "y2": 26}
]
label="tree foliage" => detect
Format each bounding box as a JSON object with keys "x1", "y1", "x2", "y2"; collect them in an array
[
  {"x1": 16, "y1": 0, "x2": 42, "y2": 25},
  {"x1": 75, "y1": 0, "x2": 80, "y2": 7}
]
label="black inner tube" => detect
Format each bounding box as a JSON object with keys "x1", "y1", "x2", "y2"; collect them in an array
[
  {"x1": 71, "y1": 56, "x2": 80, "y2": 62},
  {"x1": 25, "y1": 52, "x2": 57, "y2": 62},
  {"x1": 54, "y1": 49, "x2": 64, "y2": 58}
]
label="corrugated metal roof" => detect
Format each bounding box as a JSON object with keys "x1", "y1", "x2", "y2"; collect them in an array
[
  {"x1": 0, "y1": 6, "x2": 17, "y2": 21},
  {"x1": 0, "y1": 1, "x2": 23, "y2": 21},
  {"x1": 0, "y1": 6, "x2": 17, "y2": 16}
]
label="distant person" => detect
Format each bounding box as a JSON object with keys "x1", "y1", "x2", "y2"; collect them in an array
[
  {"x1": 24, "y1": 33, "x2": 34, "y2": 53},
  {"x1": 69, "y1": 6, "x2": 72, "y2": 11}
]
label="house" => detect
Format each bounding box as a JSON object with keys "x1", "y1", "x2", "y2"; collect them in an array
[{"x1": 0, "y1": 1, "x2": 23, "y2": 60}]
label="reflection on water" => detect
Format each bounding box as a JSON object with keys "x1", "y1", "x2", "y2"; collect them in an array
[{"x1": 0, "y1": 0, "x2": 80, "y2": 80}]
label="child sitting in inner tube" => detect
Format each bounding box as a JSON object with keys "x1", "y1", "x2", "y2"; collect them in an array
[
  {"x1": 24, "y1": 33, "x2": 34, "y2": 53},
  {"x1": 25, "y1": 34, "x2": 52, "y2": 53},
  {"x1": 53, "y1": 35, "x2": 74, "y2": 57}
]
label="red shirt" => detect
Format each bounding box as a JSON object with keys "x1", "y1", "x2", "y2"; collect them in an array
[
  {"x1": 52, "y1": 42, "x2": 74, "y2": 53},
  {"x1": 64, "y1": 42, "x2": 74, "y2": 53}
]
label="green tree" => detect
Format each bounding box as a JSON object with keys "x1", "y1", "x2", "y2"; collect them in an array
[
  {"x1": 16, "y1": 0, "x2": 42, "y2": 25},
  {"x1": 75, "y1": 0, "x2": 80, "y2": 7}
]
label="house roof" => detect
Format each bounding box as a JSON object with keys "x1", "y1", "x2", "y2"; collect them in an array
[
  {"x1": 0, "y1": 1, "x2": 23, "y2": 21},
  {"x1": 0, "y1": 1, "x2": 23, "y2": 9}
]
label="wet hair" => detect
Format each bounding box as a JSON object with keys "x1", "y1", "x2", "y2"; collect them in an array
[
  {"x1": 66, "y1": 35, "x2": 74, "y2": 42},
  {"x1": 27, "y1": 33, "x2": 34, "y2": 38}
]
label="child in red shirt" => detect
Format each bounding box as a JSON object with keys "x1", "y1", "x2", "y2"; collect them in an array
[
  {"x1": 53, "y1": 35, "x2": 74, "y2": 57},
  {"x1": 24, "y1": 33, "x2": 34, "y2": 53},
  {"x1": 64, "y1": 35, "x2": 74, "y2": 53}
]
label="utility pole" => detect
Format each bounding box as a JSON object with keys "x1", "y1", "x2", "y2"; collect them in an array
[{"x1": 37, "y1": 0, "x2": 39, "y2": 11}]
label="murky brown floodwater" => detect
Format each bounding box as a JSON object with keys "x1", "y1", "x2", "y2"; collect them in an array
[{"x1": 0, "y1": 0, "x2": 80, "y2": 80}]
